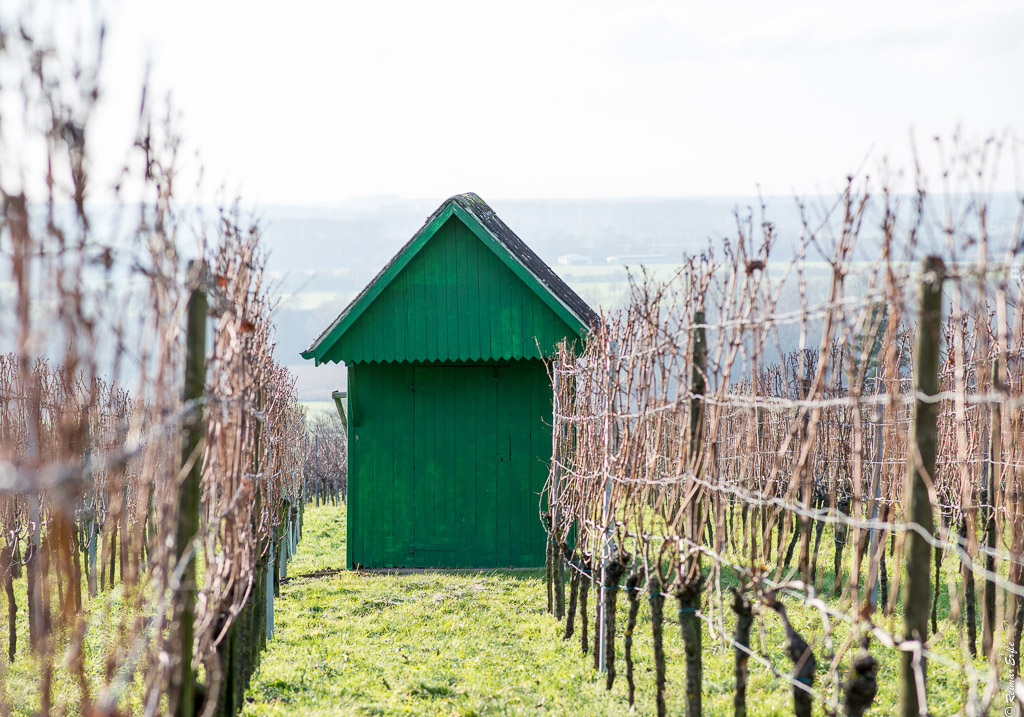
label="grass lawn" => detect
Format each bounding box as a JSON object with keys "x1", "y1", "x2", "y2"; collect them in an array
[
  {"x1": 241, "y1": 503, "x2": 990, "y2": 717},
  {"x1": 0, "y1": 501, "x2": 996, "y2": 715}
]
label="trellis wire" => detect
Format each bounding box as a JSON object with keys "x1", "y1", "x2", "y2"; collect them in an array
[
  {"x1": 0, "y1": 16, "x2": 316, "y2": 715},
  {"x1": 543, "y1": 161, "x2": 1024, "y2": 716}
]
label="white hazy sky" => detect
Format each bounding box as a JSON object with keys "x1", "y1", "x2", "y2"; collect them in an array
[{"x1": 71, "y1": 0, "x2": 1024, "y2": 203}]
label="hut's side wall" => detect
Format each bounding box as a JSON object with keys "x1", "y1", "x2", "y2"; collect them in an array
[
  {"x1": 347, "y1": 358, "x2": 551, "y2": 568},
  {"x1": 324, "y1": 215, "x2": 579, "y2": 364}
]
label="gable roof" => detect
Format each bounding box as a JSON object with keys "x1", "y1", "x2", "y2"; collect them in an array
[{"x1": 301, "y1": 193, "x2": 599, "y2": 365}]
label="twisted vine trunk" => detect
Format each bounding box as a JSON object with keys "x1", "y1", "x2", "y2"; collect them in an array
[
  {"x1": 810, "y1": 504, "x2": 827, "y2": 588},
  {"x1": 677, "y1": 580, "x2": 703, "y2": 717},
  {"x1": 1014, "y1": 559, "x2": 1024, "y2": 670},
  {"x1": 25, "y1": 541, "x2": 39, "y2": 650},
  {"x1": 649, "y1": 578, "x2": 667, "y2": 717},
  {"x1": 564, "y1": 564, "x2": 580, "y2": 641},
  {"x1": 1, "y1": 544, "x2": 15, "y2": 661},
  {"x1": 931, "y1": 511, "x2": 948, "y2": 633},
  {"x1": 592, "y1": 571, "x2": 601, "y2": 670},
  {"x1": 554, "y1": 543, "x2": 566, "y2": 620},
  {"x1": 623, "y1": 572, "x2": 642, "y2": 707},
  {"x1": 960, "y1": 518, "x2": 977, "y2": 657},
  {"x1": 731, "y1": 590, "x2": 754, "y2": 717},
  {"x1": 843, "y1": 644, "x2": 879, "y2": 716},
  {"x1": 601, "y1": 558, "x2": 626, "y2": 690},
  {"x1": 832, "y1": 521, "x2": 848, "y2": 595},
  {"x1": 769, "y1": 598, "x2": 817, "y2": 717},
  {"x1": 545, "y1": 515, "x2": 553, "y2": 614},
  {"x1": 579, "y1": 568, "x2": 590, "y2": 655},
  {"x1": 880, "y1": 541, "x2": 889, "y2": 608}
]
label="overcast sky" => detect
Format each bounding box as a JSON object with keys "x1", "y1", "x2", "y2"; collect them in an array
[{"x1": 70, "y1": 0, "x2": 1024, "y2": 203}]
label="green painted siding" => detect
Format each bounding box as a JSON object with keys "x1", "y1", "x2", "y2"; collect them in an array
[
  {"x1": 346, "y1": 359, "x2": 550, "y2": 568},
  {"x1": 323, "y1": 215, "x2": 580, "y2": 364},
  {"x1": 308, "y1": 196, "x2": 596, "y2": 569}
]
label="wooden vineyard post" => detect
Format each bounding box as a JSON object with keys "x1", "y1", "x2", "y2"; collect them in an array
[
  {"x1": 546, "y1": 519, "x2": 554, "y2": 615},
  {"x1": 265, "y1": 555, "x2": 274, "y2": 641},
  {"x1": 278, "y1": 524, "x2": 285, "y2": 581},
  {"x1": 899, "y1": 255, "x2": 943, "y2": 717},
  {"x1": 301, "y1": 433, "x2": 307, "y2": 536},
  {"x1": 867, "y1": 404, "x2": 885, "y2": 610},
  {"x1": 173, "y1": 265, "x2": 207, "y2": 717},
  {"x1": 982, "y1": 357, "x2": 1001, "y2": 657},
  {"x1": 551, "y1": 363, "x2": 565, "y2": 620},
  {"x1": 249, "y1": 388, "x2": 265, "y2": 681},
  {"x1": 1, "y1": 543, "x2": 15, "y2": 662},
  {"x1": 278, "y1": 509, "x2": 288, "y2": 584},
  {"x1": 216, "y1": 617, "x2": 238, "y2": 717},
  {"x1": 598, "y1": 342, "x2": 617, "y2": 673},
  {"x1": 679, "y1": 309, "x2": 706, "y2": 717}
]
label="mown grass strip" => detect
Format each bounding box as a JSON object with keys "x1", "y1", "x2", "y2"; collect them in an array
[{"x1": 241, "y1": 503, "x2": 981, "y2": 716}]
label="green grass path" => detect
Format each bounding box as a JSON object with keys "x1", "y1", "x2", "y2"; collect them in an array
[
  {"x1": 242, "y1": 503, "x2": 978, "y2": 716},
  {"x1": 243, "y1": 503, "x2": 641, "y2": 716}
]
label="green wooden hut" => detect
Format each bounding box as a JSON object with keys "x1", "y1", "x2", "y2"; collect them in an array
[{"x1": 301, "y1": 193, "x2": 597, "y2": 569}]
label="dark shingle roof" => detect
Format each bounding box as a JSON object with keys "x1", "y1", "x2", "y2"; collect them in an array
[{"x1": 449, "y1": 193, "x2": 599, "y2": 328}]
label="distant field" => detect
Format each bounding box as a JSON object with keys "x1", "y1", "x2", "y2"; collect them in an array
[{"x1": 301, "y1": 400, "x2": 340, "y2": 417}]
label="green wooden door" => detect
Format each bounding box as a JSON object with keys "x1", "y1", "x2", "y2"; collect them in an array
[
  {"x1": 347, "y1": 360, "x2": 550, "y2": 569},
  {"x1": 410, "y1": 365, "x2": 506, "y2": 567},
  {"x1": 411, "y1": 366, "x2": 460, "y2": 565}
]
